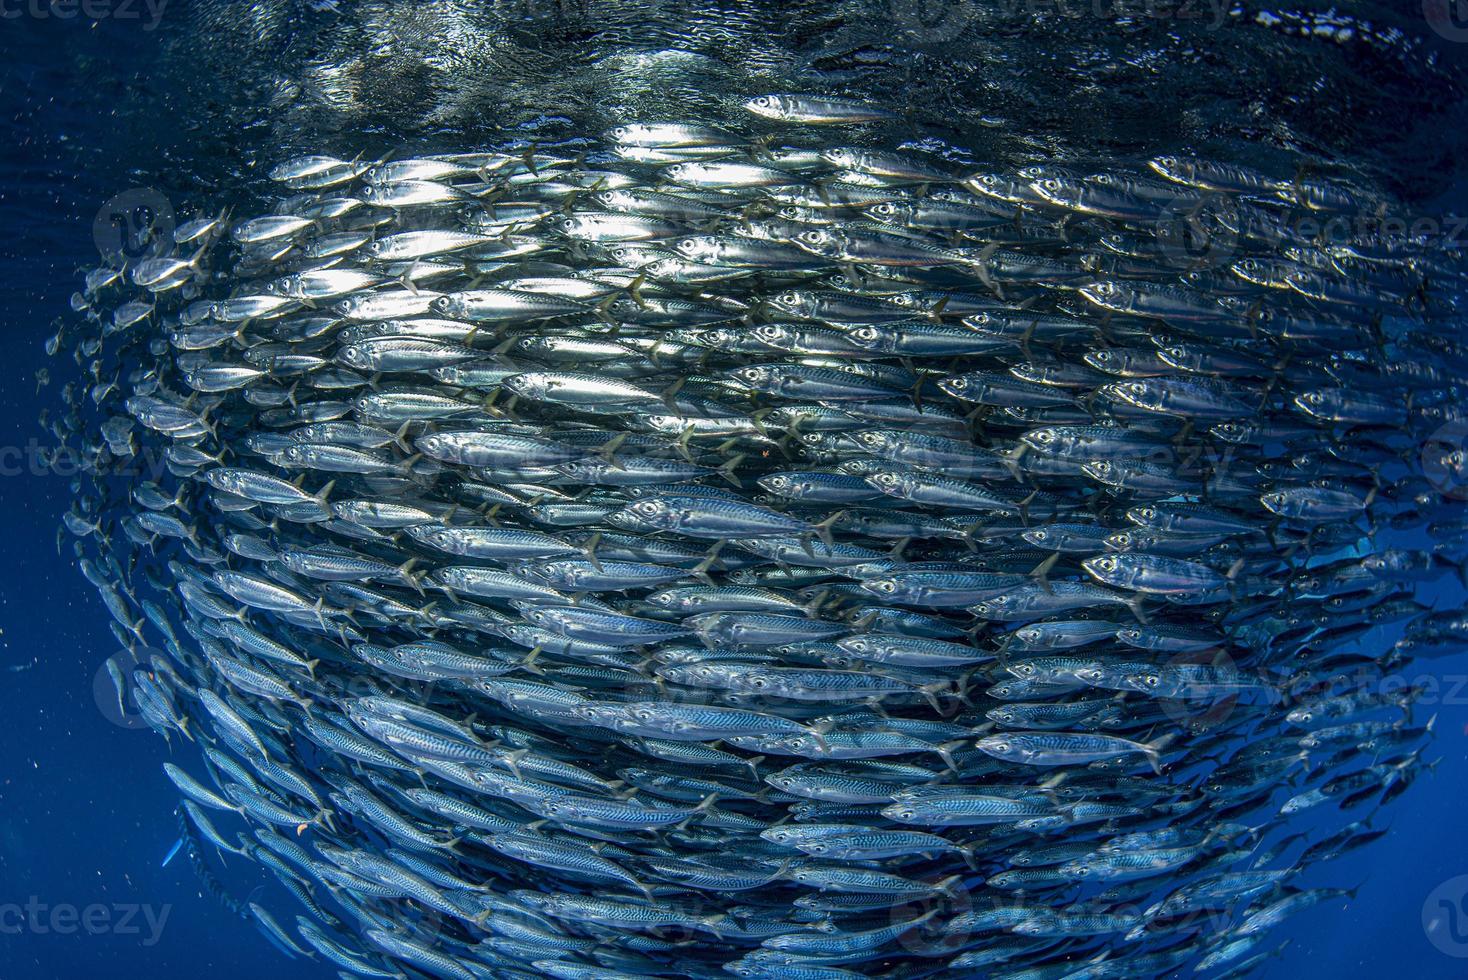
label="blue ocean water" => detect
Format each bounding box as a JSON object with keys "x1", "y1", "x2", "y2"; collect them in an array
[{"x1": 1, "y1": 4, "x2": 1467, "y2": 978}]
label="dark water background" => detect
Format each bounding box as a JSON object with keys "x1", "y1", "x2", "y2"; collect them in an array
[{"x1": 2, "y1": 1, "x2": 1468, "y2": 976}]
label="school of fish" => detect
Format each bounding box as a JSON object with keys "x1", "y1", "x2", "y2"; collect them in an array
[{"x1": 47, "y1": 92, "x2": 1468, "y2": 979}]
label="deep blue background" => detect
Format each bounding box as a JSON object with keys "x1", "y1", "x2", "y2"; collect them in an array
[{"x1": 1, "y1": 7, "x2": 1467, "y2": 979}]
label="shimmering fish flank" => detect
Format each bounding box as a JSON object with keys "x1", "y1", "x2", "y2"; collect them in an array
[{"x1": 55, "y1": 95, "x2": 1468, "y2": 980}]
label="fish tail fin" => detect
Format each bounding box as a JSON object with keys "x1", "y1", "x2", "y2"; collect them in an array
[
  {"x1": 597, "y1": 432, "x2": 628, "y2": 460},
  {"x1": 1126, "y1": 595, "x2": 1149, "y2": 624},
  {"x1": 801, "y1": 590, "x2": 830, "y2": 619},
  {"x1": 312, "y1": 480, "x2": 336, "y2": 513},
  {"x1": 716, "y1": 453, "x2": 746, "y2": 487},
  {"x1": 813, "y1": 510, "x2": 845, "y2": 548},
  {"x1": 1030, "y1": 551, "x2": 1058, "y2": 594},
  {"x1": 580, "y1": 531, "x2": 603, "y2": 571},
  {"x1": 935, "y1": 740, "x2": 963, "y2": 771},
  {"x1": 1143, "y1": 731, "x2": 1178, "y2": 774}
]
